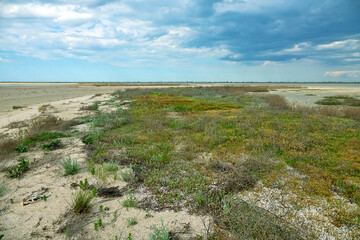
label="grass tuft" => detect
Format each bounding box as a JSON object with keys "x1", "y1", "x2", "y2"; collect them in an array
[{"x1": 70, "y1": 190, "x2": 94, "y2": 214}]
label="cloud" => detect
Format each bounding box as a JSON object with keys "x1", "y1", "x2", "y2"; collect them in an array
[
  {"x1": 324, "y1": 71, "x2": 360, "y2": 77},
  {"x1": 0, "y1": 0, "x2": 360, "y2": 68},
  {"x1": 0, "y1": 57, "x2": 10, "y2": 62}
]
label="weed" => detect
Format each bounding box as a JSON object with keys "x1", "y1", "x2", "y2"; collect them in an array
[
  {"x1": 8, "y1": 156, "x2": 29, "y2": 178},
  {"x1": 79, "y1": 178, "x2": 89, "y2": 190},
  {"x1": 63, "y1": 155, "x2": 80, "y2": 175},
  {"x1": 70, "y1": 190, "x2": 94, "y2": 214},
  {"x1": 15, "y1": 144, "x2": 28, "y2": 153},
  {"x1": 149, "y1": 219, "x2": 170, "y2": 240},
  {"x1": 90, "y1": 168, "x2": 95, "y2": 175},
  {"x1": 42, "y1": 139, "x2": 61, "y2": 150},
  {"x1": 99, "y1": 205, "x2": 103, "y2": 212},
  {"x1": 94, "y1": 218, "x2": 102, "y2": 231},
  {"x1": 127, "y1": 217, "x2": 138, "y2": 227}
]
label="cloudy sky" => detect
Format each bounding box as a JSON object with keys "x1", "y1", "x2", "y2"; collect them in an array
[{"x1": 0, "y1": 0, "x2": 359, "y2": 82}]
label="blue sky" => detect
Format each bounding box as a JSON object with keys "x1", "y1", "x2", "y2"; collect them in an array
[{"x1": 0, "y1": 0, "x2": 359, "y2": 82}]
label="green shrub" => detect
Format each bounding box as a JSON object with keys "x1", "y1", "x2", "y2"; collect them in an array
[
  {"x1": 63, "y1": 155, "x2": 80, "y2": 175},
  {"x1": 149, "y1": 219, "x2": 170, "y2": 240},
  {"x1": 15, "y1": 144, "x2": 28, "y2": 153},
  {"x1": 70, "y1": 190, "x2": 94, "y2": 214},
  {"x1": 42, "y1": 139, "x2": 61, "y2": 150}
]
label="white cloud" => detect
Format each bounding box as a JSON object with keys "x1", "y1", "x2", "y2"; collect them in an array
[
  {"x1": 324, "y1": 71, "x2": 360, "y2": 77},
  {"x1": 0, "y1": 57, "x2": 10, "y2": 62},
  {"x1": 316, "y1": 39, "x2": 359, "y2": 50}
]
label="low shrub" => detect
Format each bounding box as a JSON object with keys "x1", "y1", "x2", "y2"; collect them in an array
[
  {"x1": 263, "y1": 95, "x2": 289, "y2": 110},
  {"x1": 149, "y1": 219, "x2": 170, "y2": 240},
  {"x1": 63, "y1": 155, "x2": 80, "y2": 175},
  {"x1": 42, "y1": 139, "x2": 61, "y2": 150}
]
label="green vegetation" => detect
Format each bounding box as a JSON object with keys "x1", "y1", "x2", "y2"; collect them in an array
[
  {"x1": 70, "y1": 190, "x2": 94, "y2": 214},
  {"x1": 316, "y1": 95, "x2": 360, "y2": 107},
  {"x1": 8, "y1": 156, "x2": 29, "y2": 178},
  {"x1": 41, "y1": 139, "x2": 61, "y2": 150},
  {"x1": 127, "y1": 217, "x2": 138, "y2": 227},
  {"x1": 81, "y1": 103, "x2": 99, "y2": 111},
  {"x1": 63, "y1": 155, "x2": 80, "y2": 175},
  {"x1": 12, "y1": 105, "x2": 24, "y2": 109},
  {"x1": 81, "y1": 87, "x2": 360, "y2": 238},
  {"x1": 122, "y1": 189, "x2": 136, "y2": 208},
  {"x1": 149, "y1": 219, "x2": 170, "y2": 240},
  {"x1": 15, "y1": 131, "x2": 69, "y2": 153},
  {"x1": 0, "y1": 183, "x2": 8, "y2": 197},
  {"x1": 94, "y1": 218, "x2": 102, "y2": 231}
]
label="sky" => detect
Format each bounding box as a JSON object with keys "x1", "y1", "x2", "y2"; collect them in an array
[{"x1": 0, "y1": 0, "x2": 360, "y2": 82}]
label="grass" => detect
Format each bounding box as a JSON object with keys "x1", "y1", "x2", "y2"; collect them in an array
[
  {"x1": 63, "y1": 155, "x2": 80, "y2": 175},
  {"x1": 70, "y1": 190, "x2": 94, "y2": 214},
  {"x1": 83, "y1": 87, "x2": 360, "y2": 238}
]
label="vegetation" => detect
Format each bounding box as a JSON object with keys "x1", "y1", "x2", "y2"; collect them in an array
[
  {"x1": 70, "y1": 190, "x2": 94, "y2": 214},
  {"x1": 80, "y1": 103, "x2": 99, "y2": 111},
  {"x1": 8, "y1": 156, "x2": 29, "y2": 178},
  {"x1": 63, "y1": 155, "x2": 80, "y2": 175},
  {"x1": 12, "y1": 105, "x2": 24, "y2": 109},
  {"x1": 316, "y1": 95, "x2": 360, "y2": 107},
  {"x1": 0, "y1": 183, "x2": 8, "y2": 197},
  {"x1": 77, "y1": 87, "x2": 360, "y2": 238},
  {"x1": 41, "y1": 139, "x2": 62, "y2": 150},
  {"x1": 127, "y1": 217, "x2": 138, "y2": 227},
  {"x1": 149, "y1": 219, "x2": 170, "y2": 240}
]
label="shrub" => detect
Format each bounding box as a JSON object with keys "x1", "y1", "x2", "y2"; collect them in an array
[
  {"x1": 63, "y1": 155, "x2": 80, "y2": 175},
  {"x1": 42, "y1": 139, "x2": 61, "y2": 150},
  {"x1": 263, "y1": 95, "x2": 289, "y2": 110},
  {"x1": 70, "y1": 190, "x2": 94, "y2": 214},
  {"x1": 149, "y1": 219, "x2": 170, "y2": 240}
]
